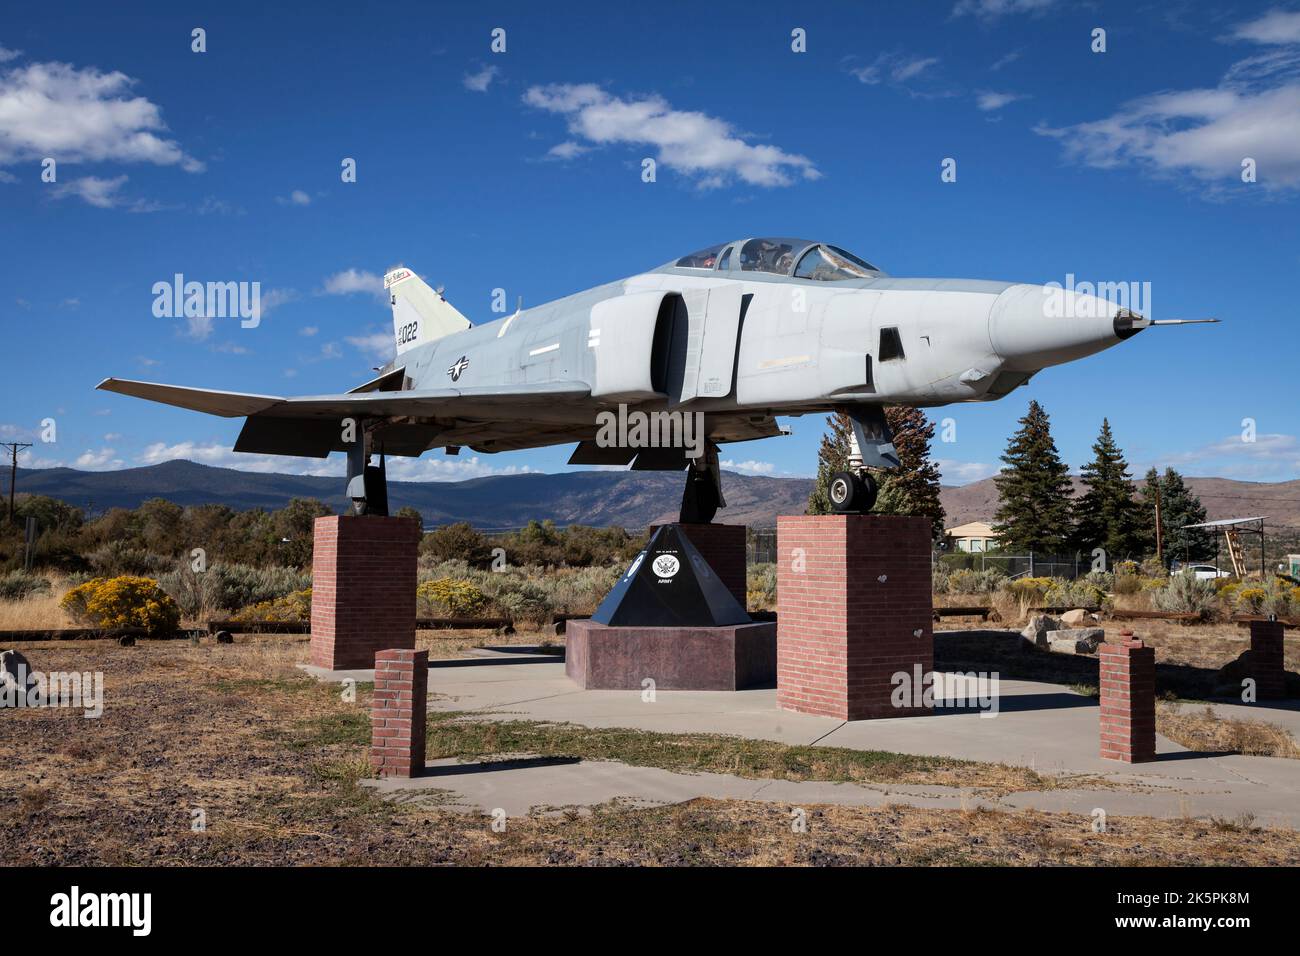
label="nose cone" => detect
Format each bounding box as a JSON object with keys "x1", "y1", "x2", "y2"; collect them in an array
[{"x1": 990, "y1": 283, "x2": 1136, "y2": 371}]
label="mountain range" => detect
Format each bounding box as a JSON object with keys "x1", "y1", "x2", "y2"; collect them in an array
[{"x1": 13, "y1": 460, "x2": 1300, "y2": 529}]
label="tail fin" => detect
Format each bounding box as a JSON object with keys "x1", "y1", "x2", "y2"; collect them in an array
[{"x1": 385, "y1": 265, "x2": 472, "y2": 355}]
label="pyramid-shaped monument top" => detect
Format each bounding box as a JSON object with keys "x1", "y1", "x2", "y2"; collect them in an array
[{"x1": 591, "y1": 524, "x2": 751, "y2": 628}]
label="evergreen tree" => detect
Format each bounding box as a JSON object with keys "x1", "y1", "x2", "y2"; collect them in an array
[
  {"x1": 1139, "y1": 467, "x2": 1214, "y2": 566},
  {"x1": 1072, "y1": 419, "x2": 1144, "y2": 559},
  {"x1": 806, "y1": 408, "x2": 946, "y2": 538},
  {"x1": 992, "y1": 401, "x2": 1075, "y2": 553},
  {"x1": 875, "y1": 406, "x2": 946, "y2": 539},
  {"x1": 807, "y1": 411, "x2": 853, "y2": 515}
]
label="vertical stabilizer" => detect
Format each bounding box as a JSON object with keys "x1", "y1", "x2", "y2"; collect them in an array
[{"x1": 385, "y1": 266, "x2": 472, "y2": 355}]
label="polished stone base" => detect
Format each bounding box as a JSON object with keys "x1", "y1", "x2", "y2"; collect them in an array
[{"x1": 565, "y1": 619, "x2": 776, "y2": 691}]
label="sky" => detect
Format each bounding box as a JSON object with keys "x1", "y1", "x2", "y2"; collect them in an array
[{"x1": 2, "y1": 0, "x2": 1299, "y2": 492}]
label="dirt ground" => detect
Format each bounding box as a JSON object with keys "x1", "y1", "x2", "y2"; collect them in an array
[{"x1": 4, "y1": 630, "x2": 1300, "y2": 866}]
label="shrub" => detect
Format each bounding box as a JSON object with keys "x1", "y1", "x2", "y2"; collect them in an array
[
  {"x1": 483, "y1": 575, "x2": 554, "y2": 625},
  {"x1": 86, "y1": 542, "x2": 170, "y2": 576},
  {"x1": 1234, "y1": 587, "x2": 1268, "y2": 614},
  {"x1": 947, "y1": 568, "x2": 1005, "y2": 595},
  {"x1": 0, "y1": 570, "x2": 52, "y2": 601},
  {"x1": 747, "y1": 563, "x2": 777, "y2": 610},
  {"x1": 931, "y1": 564, "x2": 950, "y2": 595},
  {"x1": 1002, "y1": 576, "x2": 1055, "y2": 601},
  {"x1": 1151, "y1": 574, "x2": 1217, "y2": 617},
  {"x1": 1045, "y1": 579, "x2": 1108, "y2": 610},
  {"x1": 158, "y1": 563, "x2": 311, "y2": 619},
  {"x1": 60, "y1": 576, "x2": 181, "y2": 634},
  {"x1": 233, "y1": 588, "x2": 312, "y2": 623},
  {"x1": 417, "y1": 578, "x2": 489, "y2": 617},
  {"x1": 421, "y1": 522, "x2": 493, "y2": 567}
]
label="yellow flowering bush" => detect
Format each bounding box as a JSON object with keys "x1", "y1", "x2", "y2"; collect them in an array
[
  {"x1": 60, "y1": 575, "x2": 181, "y2": 634},
  {"x1": 416, "y1": 577, "x2": 488, "y2": 617},
  {"x1": 233, "y1": 588, "x2": 312, "y2": 623}
]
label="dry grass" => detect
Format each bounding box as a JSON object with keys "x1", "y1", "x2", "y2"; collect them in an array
[
  {"x1": 4, "y1": 635, "x2": 1300, "y2": 866},
  {"x1": 1157, "y1": 702, "x2": 1300, "y2": 759},
  {"x1": 0, "y1": 576, "x2": 75, "y2": 630}
]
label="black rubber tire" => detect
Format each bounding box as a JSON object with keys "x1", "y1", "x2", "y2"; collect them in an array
[{"x1": 829, "y1": 471, "x2": 878, "y2": 514}]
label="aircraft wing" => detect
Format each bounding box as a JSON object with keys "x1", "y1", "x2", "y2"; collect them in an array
[
  {"x1": 96, "y1": 378, "x2": 590, "y2": 418},
  {"x1": 97, "y1": 377, "x2": 595, "y2": 458}
]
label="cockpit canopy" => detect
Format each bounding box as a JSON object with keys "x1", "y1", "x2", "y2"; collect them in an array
[{"x1": 672, "y1": 238, "x2": 884, "y2": 280}]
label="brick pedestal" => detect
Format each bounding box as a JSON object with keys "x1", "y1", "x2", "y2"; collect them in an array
[
  {"x1": 1249, "y1": 620, "x2": 1286, "y2": 700},
  {"x1": 565, "y1": 619, "x2": 775, "y2": 690},
  {"x1": 370, "y1": 648, "x2": 428, "y2": 778},
  {"x1": 309, "y1": 515, "x2": 420, "y2": 671},
  {"x1": 776, "y1": 515, "x2": 933, "y2": 720},
  {"x1": 649, "y1": 523, "x2": 747, "y2": 607},
  {"x1": 1099, "y1": 635, "x2": 1156, "y2": 763}
]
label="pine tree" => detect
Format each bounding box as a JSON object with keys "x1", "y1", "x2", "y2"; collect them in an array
[
  {"x1": 1140, "y1": 467, "x2": 1214, "y2": 566},
  {"x1": 875, "y1": 406, "x2": 946, "y2": 539},
  {"x1": 1072, "y1": 419, "x2": 1144, "y2": 559},
  {"x1": 807, "y1": 411, "x2": 853, "y2": 515},
  {"x1": 991, "y1": 401, "x2": 1075, "y2": 553}
]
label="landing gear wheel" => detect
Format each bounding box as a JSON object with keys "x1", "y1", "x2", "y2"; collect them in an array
[
  {"x1": 680, "y1": 469, "x2": 720, "y2": 524},
  {"x1": 829, "y1": 470, "x2": 878, "y2": 514}
]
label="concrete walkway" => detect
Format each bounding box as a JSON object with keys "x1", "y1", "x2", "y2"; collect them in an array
[{"x1": 303, "y1": 646, "x2": 1300, "y2": 828}]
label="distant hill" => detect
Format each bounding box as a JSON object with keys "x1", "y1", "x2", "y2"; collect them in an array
[
  {"x1": 13, "y1": 460, "x2": 814, "y2": 530},
  {"x1": 939, "y1": 475, "x2": 1300, "y2": 530},
  {"x1": 13, "y1": 460, "x2": 1298, "y2": 530}
]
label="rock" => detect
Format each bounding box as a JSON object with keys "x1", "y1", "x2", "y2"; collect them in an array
[
  {"x1": 1046, "y1": 627, "x2": 1105, "y2": 655},
  {"x1": 215, "y1": 631, "x2": 234, "y2": 644},
  {"x1": 1061, "y1": 608, "x2": 1093, "y2": 626},
  {"x1": 1020, "y1": 614, "x2": 1060, "y2": 649},
  {"x1": 0, "y1": 649, "x2": 34, "y2": 706}
]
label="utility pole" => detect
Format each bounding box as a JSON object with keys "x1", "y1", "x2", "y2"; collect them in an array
[
  {"x1": 2, "y1": 442, "x2": 32, "y2": 524},
  {"x1": 1153, "y1": 481, "x2": 1163, "y2": 566}
]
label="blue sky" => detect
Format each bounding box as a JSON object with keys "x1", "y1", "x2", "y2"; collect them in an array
[{"x1": 2, "y1": 0, "x2": 1298, "y2": 489}]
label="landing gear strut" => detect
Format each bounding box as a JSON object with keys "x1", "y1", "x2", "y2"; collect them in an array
[
  {"x1": 828, "y1": 405, "x2": 898, "y2": 515},
  {"x1": 679, "y1": 442, "x2": 725, "y2": 524},
  {"x1": 344, "y1": 420, "x2": 389, "y2": 517}
]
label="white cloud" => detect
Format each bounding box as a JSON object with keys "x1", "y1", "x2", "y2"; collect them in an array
[
  {"x1": 321, "y1": 268, "x2": 384, "y2": 297},
  {"x1": 523, "y1": 83, "x2": 820, "y2": 188},
  {"x1": 0, "y1": 59, "x2": 202, "y2": 171},
  {"x1": 184, "y1": 314, "x2": 213, "y2": 341},
  {"x1": 1146, "y1": 432, "x2": 1300, "y2": 481},
  {"x1": 346, "y1": 331, "x2": 394, "y2": 360},
  {"x1": 720, "y1": 459, "x2": 775, "y2": 475},
  {"x1": 259, "y1": 287, "x2": 297, "y2": 317},
  {"x1": 990, "y1": 50, "x2": 1022, "y2": 71},
  {"x1": 463, "y1": 64, "x2": 499, "y2": 93},
  {"x1": 975, "y1": 90, "x2": 1026, "y2": 111},
  {"x1": 937, "y1": 459, "x2": 1000, "y2": 485},
  {"x1": 51, "y1": 174, "x2": 126, "y2": 208},
  {"x1": 74, "y1": 447, "x2": 123, "y2": 470},
  {"x1": 546, "y1": 140, "x2": 589, "y2": 160},
  {"x1": 299, "y1": 325, "x2": 318, "y2": 337},
  {"x1": 276, "y1": 189, "x2": 311, "y2": 206},
  {"x1": 849, "y1": 53, "x2": 940, "y2": 87},
  {"x1": 1234, "y1": 9, "x2": 1300, "y2": 45},
  {"x1": 1037, "y1": 15, "x2": 1300, "y2": 192},
  {"x1": 952, "y1": 0, "x2": 1056, "y2": 20},
  {"x1": 0, "y1": 47, "x2": 22, "y2": 63}
]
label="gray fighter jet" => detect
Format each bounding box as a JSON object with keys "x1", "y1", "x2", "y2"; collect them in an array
[{"x1": 99, "y1": 237, "x2": 1215, "y2": 522}]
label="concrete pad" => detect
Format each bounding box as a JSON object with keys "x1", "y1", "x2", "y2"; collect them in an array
[{"x1": 304, "y1": 645, "x2": 1300, "y2": 828}]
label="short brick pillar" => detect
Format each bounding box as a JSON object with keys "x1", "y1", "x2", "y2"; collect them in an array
[
  {"x1": 370, "y1": 648, "x2": 428, "y2": 778},
  {"x1": 776, "y1": 515, "x2": 933, "y2": 720},
  {"x1": 310, "y1": 515, "x2": 420, "y2": 671},
  {"x1": 1099, "y1": 634, "x2": 1157, "y2": 763},
  {"x1": 649, "y1": 523, "x2": 747, "y2": 607},
  {"x1": 1249, "y1": 620, "x2": 1286, "y2": 700}
]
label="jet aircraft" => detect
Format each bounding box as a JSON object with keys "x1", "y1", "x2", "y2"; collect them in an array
[{"x1": 99, "y1": 237, "x2": 1215, "y2": 522}]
